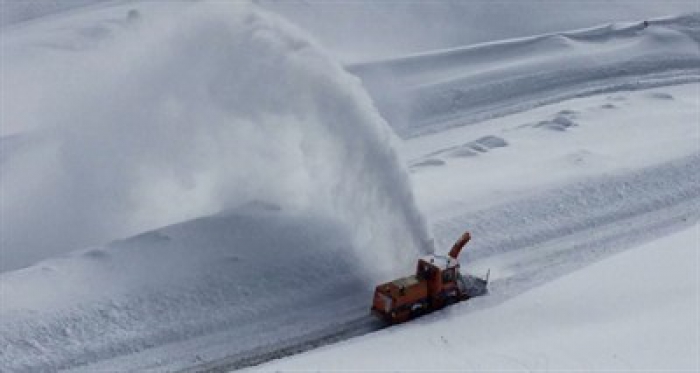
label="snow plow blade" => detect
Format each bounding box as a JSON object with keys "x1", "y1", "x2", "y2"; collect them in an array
[{"x1": 458, "y1": 272, "x2": 489, "y2": 299}]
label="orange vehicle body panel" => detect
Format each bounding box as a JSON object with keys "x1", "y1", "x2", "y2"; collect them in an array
[
  {"x1": 372, "y1": 259, "x2": 463, "y2": 323},
  {"x1": 372, "y1": 275, "x2": 429, "y2": 323},
  {"x1": 371, "y1": 231, "x2": 474, "y2": 324}
]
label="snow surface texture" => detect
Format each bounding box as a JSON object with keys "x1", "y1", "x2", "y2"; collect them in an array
[
  {"x1": 351, "y1": 13, "x2": 700, "y2": 137},
  {"x1": 1, "y1": 2, "x2": 699, "y2": 372},
  {"x1": 4, "y1": 1, "x2": 697, "y2": 60},
  {"x1": 0, "y1": 1, "x2": 430, "y2": 274},
  {"x1": 72, "y1": 83, "x2": 699, "y2": 372},
  {"x1": 406, "y1": 83, "x2": 700, "y2": 219},
  {"x1": 1, "y1": 208, "x2": 370, "y2": 372},
  {"x1": 263, "y1": 1, "x2": 700, "y2": 61},
  {"x1": 260, "y1": 223, "x2": 699, "y2": 371}
]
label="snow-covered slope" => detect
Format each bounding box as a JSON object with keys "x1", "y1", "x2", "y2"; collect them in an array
[
  {"x1": 260, "y1": 223, "x2": 699, "y2": 371},
  {"x1": 262, "y1": 1, "x2": 698, "y2": 60},
  {"x1": 4, "y1": 78, "x2": 696, "y2": 373},
  {"x1": 351, "y1": 13, "x2": 700, "y2": 137},
  {"x1": 1, "y1": 206, "x2": 371, "y2": 372},
  {"x1": 0, "y1": 1, "x2": 429, "y2": 274},
  {"x1": 406, "y1": 83, "x2": 700, "y2": 219},
  {"x1": 251, "y1": 82, "x2": 700, "y2": 371},
  {"x1": 0, "y1": 3, "x2": 428, "y2": 370},
  {"x1": 5, "y1": 1, "x2": 696, "y2": 60},
  {"x1": 1, "y1": 2, "x2": 699, "y2": 372}
]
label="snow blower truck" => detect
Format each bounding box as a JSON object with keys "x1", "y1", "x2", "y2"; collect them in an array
[{"x1": 371, "y1": 231, "x2": 488, "y2": 324}]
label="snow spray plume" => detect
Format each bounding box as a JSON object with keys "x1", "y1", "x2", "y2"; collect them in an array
[{"x1": 0, "y1": 2, "x2": 431, "y2": 277}]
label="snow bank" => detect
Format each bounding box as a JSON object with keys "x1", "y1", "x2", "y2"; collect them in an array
[
  {"x1": 0, "y1": 208, "x2": 369, "y2": 372},
  {"x1": 0, "y1": 1, "x2": 430, "y2": 274},
  {"x1": 6, "y1": 1, "x2": 696, "y2": 60},
  {"x1": 260, "y1": 1, "x2": 698, "y2": 60},
  {"x1": 351, "y1": 13, "x2": 700, "y2": 137}
]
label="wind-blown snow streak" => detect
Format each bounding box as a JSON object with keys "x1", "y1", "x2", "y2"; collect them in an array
[{"x1": 0, "y1": 1, "x2": 430, "y2": 274}]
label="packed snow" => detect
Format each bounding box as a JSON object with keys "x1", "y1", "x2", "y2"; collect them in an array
[{"x1": 1, "y1": 1, "x2": 698, "y2": 372}]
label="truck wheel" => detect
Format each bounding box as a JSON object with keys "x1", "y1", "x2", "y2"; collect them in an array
[{"x1": 410, "y1": 302, "x2": 426, "y2": 317}]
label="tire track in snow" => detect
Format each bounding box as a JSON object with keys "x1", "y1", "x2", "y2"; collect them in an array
[
  {"x1": 179, "y1": 315, "x2": 382, "y2": 373},
  {"x1": 188, "y1": 153, "x2": 699, "y2": 372}
]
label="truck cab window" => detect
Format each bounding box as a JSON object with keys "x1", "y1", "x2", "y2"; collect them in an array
[{"x1": 442, "y1": 269, "x2": 455, "y2": 282}]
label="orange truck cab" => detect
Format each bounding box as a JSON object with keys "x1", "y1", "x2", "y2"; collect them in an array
[{"x1": 371, "y1": 231, "x2": 488, "y2": 324}]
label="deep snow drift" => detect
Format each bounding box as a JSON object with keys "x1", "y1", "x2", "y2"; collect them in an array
[
  {"x1": 0, "y1": 1, "x2": 430, "y2": 274},
  {"x1": 260, "y1": 1, "x2": 698, "y2": 60},
  {"x1": 352, "y1": 13, "x2": 700, "y2": 137},
  {"x1": 70, "y1": 82, "x2": 699, "y2": 372},
  {"x1": 5, "y1": 1, "x2": 696, "y2": 60}
]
